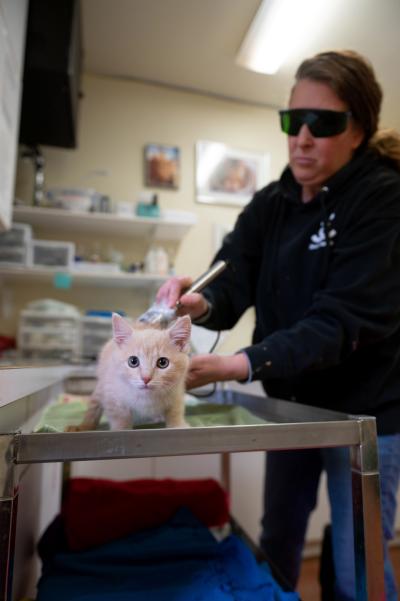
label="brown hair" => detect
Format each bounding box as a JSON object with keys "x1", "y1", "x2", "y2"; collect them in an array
[{"x1": 294, "y1": 50, "x2": 400, "y2": 170}]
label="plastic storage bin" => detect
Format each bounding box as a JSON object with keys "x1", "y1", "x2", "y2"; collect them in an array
[
  {"x1": 0, "y1": 222, "x2": 32, "y2": 266},
  {"x1": 18, "y1": 311, "x2": 80, "y2": 360},
  {"x1": 80, "y1": 315, "x2": 113, "y2": 360},
  {"x1": 28, "y1": 239, "x2": 75, "y2": 269},
  {"x1": 0, "y1": 222, "x2": 32, "y2": 246},
  {"x1": 0, "y1": 246, "x2": 28, "y2": 266}
]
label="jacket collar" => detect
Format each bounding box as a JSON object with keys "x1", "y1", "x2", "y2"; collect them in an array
[{"x1": 279, "y1": 148, "x2": 377, "y2": 203}]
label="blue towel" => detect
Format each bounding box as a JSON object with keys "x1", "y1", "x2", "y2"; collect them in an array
[{"x1": 37, "y1": 508, "x2": 299, "y2": 601}]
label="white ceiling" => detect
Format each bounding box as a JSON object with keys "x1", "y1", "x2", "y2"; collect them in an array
[{"x1": 81, "y1": 0, "x2": 400, "y2": 129}]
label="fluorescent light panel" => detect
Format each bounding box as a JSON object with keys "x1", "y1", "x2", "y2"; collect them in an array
[{"x1": 236, "y1": 0, "x2": 327, "y2": 75}]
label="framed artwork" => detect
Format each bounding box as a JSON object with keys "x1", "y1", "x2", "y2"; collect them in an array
[
  {"x1": 195, "y1": 140, "x2": 270, "y2": 207},
  {"x1": 144, "y1": 143, "x2": 180, "y2": 189}
]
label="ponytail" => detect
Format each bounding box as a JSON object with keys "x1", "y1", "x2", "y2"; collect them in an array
[{"x1": 369, "y1": 129, "x2": 400, "y2": 171}]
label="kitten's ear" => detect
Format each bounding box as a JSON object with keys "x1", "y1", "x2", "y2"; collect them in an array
[
  {"x1": 112, "y1": 313, "x2": 133, "y2": 345},
  {"x1": 168, "y1": 315, "x2": 191, "y2": 352}
]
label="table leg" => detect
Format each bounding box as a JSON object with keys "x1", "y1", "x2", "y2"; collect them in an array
[
  {"x1": 351, "y1": 417, "x2": 385, "y2": 601},
  {"x1": 0, "y1": 434, "x2": 17, "y2": 601},
  {"x1": 220, "y1": 452, "x2": 231, "y2": 495}
]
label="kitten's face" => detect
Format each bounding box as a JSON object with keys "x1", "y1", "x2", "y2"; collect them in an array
[{"x1": 110, "y1": 315, "x2": 191, "y2": 392}]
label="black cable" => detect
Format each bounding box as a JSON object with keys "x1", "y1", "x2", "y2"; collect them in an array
[
  {"x1": 190, "y1": 382, "x2": 217, "y2": 398},
  {"x1": 208, "y1": 330, "x2": 221, "y2": 353}
]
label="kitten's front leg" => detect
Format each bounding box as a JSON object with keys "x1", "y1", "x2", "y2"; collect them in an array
[
  {"x1": 65, "y1": 396, "x2": 103, "y2": 432},
  {"x1": 104, "y1": 404, "x2": 133, "y2": 430},
  {"x1": 164, "y1": 401, "x2": 189, "y2": 428}
]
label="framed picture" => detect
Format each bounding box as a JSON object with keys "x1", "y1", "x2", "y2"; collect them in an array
[
  {"x1": 195, "y1": 140, "x2": 270, "y2": 207},
  {"x1": 144, "y1": 144, "x2": 180, "y2": 189}
]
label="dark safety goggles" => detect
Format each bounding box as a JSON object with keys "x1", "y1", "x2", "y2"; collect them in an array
[{"x1": 279, "y1": 109, "x2": 352, "y2": 138}]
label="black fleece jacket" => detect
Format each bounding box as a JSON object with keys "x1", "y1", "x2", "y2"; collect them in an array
[{"x1": 201, "y1": 150, "x2": 400, "y2": 434}]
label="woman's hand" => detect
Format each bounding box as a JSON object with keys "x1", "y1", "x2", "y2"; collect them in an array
[
  {"x1": 186, "y1": 352, "x2": 250, "y2": 390},
  {"x1": 155, "y1": 275, "x2": 209, "y2": 320}
]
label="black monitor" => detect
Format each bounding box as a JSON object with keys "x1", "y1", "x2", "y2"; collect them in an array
[{"x1": 18, "y1": 0, "x2": 83, "y2": 149}]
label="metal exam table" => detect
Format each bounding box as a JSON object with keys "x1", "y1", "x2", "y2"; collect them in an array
[{"x1": 0, "y1": 365, "x2": 384, "y2": 601}]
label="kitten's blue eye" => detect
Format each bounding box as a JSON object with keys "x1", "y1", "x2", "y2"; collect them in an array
[
  {"x1": 157, "y1": 357, "x2": 169, "y2": 369},
  {"x1": 128, "y1": 356, "x2": 140, "y2": 368}
]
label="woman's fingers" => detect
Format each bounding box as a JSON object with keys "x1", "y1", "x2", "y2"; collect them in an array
[{"x1": 155, "y1": 275, "x2": 193, "y2": 307}]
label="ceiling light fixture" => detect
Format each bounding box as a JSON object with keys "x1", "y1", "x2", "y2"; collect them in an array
[{"x1": 236, "y1": 0, "x2": 327, "y2": 75}]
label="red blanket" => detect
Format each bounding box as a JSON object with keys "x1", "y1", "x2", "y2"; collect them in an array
[{"x1": 62, "y1": 477, "x2": 229, "y2": 550}]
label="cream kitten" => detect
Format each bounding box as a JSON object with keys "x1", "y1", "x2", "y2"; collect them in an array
[{"x1": 66, "y1": 313, "x2": 191, "y2": 431}]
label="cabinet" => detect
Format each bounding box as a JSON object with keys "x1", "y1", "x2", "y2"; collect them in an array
[
  {"x1": 0, "y1": 365, "x2": 385, "y2": 601},
  {"x1": 0, "y1": 0, "x2": 28, "y2": 228}
]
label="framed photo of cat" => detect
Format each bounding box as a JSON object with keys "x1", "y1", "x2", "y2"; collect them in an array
[
  {"x1": 144, "y1": 143, "x2": 180, "y2": 189},
  {"x1": 195, "y1": 140, "x2": 270, "y2": 207}
]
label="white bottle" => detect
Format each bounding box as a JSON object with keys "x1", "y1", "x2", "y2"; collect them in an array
[
  {"x1": 155, "y1": 246, "x2": 169, "y2": 276},
  {"x1": 144, "y1": 246, "x2": 158, "y2": 274}
]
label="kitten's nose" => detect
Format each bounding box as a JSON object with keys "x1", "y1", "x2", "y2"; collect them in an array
[{"x1": 142, "y1": 375, "x2": 151, "y2": 385}]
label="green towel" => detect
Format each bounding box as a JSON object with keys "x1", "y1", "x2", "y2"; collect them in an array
[{"x1": 34, "y1": 395, "x2": 267, "y2": 433}]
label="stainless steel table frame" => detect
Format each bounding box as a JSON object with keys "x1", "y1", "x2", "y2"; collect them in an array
[{"x1": 0, "y1": 387, "x2": 385, "y2": 601}]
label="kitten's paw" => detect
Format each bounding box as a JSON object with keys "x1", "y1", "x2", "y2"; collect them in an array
[
  {"x1": 65, "y1": 425, "x2": 82, "y2": 432},
  {"x1": 108, "y1": 422, "x2": 133, "y2": 430},
  {"x1": 64, "y1": 423, "x2": 94, "y2": 432},
  {"x1": 166, "y1": 419, "x2": 190, "y2": 428}
]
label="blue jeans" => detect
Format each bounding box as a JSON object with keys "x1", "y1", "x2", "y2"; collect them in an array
[{"x1": 259, "y1": 434, "x2": 400, "y2": 601}]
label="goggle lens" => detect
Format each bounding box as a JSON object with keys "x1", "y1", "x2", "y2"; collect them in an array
[{"x1": 279, "y1": 109, "x2": 351, "y2": 138}]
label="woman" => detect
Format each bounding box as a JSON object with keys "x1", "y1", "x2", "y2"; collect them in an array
[{"x1": 156, "y1": 51, "x2": 400, "y2": 600}]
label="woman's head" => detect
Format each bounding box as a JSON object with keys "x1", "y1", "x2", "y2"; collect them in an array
[
  {"x1": 285, "y1": 50, "x2": 385, "y2": 199},
  {"x1": 294, "y1": 50, "x2": 382, "y2": 143}
]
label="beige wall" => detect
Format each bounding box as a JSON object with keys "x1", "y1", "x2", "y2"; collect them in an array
[{"x1": 4, "y1": 73, "x2": 288, "y2": 350}]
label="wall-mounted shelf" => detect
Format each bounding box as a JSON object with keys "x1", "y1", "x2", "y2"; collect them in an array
[
  {"x1": 0, "y1": 266, "x2": 167, "y2": 289},
  {"x1": 12, "y1": 206, "x2": 197, "y2": 240}
]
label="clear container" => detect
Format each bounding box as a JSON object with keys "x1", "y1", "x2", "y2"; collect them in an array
[
  {"x1": 0, "y1": 223, "x2": 32, "y2": 247},
  {"x1": 18, "y1": 310, "x2": 80, "y2": 359},
  {"x1": 80, "y1": 315, "x2": 113, "y2": 360},
  {"x1": 28, "y1": 240, "x2": 75, "y2": 268},
  {"x1": 0, "y1": 246, "x2": 27, "y2": 266}
]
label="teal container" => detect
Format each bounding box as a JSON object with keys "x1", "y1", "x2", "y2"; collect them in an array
[{"x1": 136, "y1": 202, "x2": 160, "y2": 218}]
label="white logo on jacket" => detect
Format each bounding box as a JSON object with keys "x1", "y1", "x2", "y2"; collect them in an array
[{"x1": 308, "y1": 212, "x2": 337, "y2": 250}]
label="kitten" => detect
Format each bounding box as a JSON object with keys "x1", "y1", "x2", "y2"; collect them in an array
[{"x1": 66, "y1": 313, "x2": 191, "y2": 431}]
